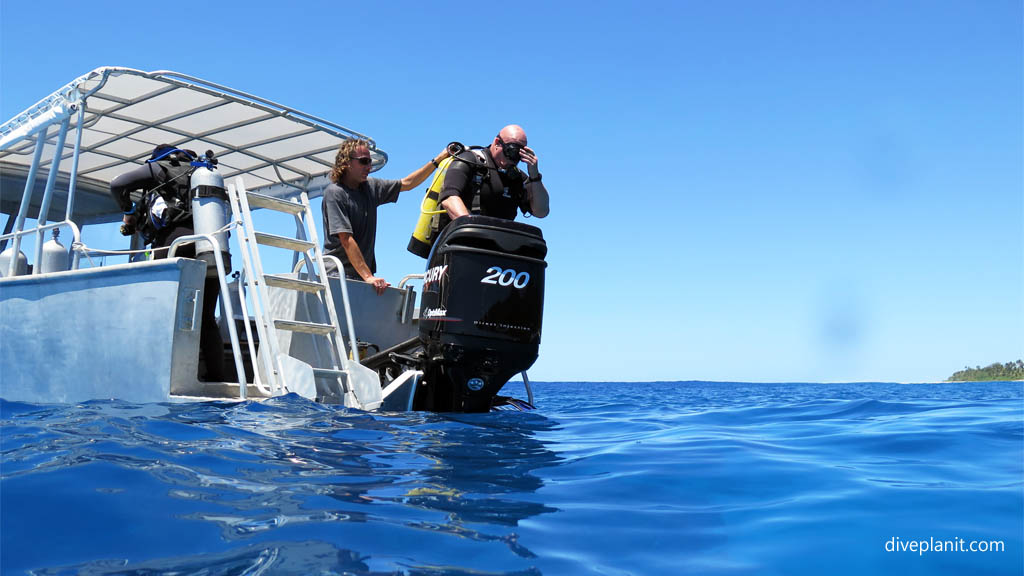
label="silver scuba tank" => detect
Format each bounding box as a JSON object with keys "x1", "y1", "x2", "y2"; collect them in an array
[
  {"x1": 39, "y1": 228, "x2": 69, "y2": 274},
  {"x1": 189, "y1": 157, "x2": 231, "y2": 277},
  {"x1": 0, "y1": 246, "x2": 28, "y2": 277}
]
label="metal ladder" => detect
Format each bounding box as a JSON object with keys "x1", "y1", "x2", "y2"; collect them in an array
[{"x1": 224, "y1": 176, "x2": 379, "y2": 408}]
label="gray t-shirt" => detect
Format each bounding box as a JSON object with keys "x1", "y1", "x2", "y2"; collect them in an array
[{"x1": 322, "y1": 177, "x2": 401, "y2": 278}]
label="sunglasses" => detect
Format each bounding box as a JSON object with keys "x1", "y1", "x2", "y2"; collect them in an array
[{"x1": 351, "y1": 157, "x2": 372, "y2": 166}]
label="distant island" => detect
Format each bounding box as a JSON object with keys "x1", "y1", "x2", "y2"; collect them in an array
[{"x1": 947, "y1": 360, "x2": 1024, "y2": 382}]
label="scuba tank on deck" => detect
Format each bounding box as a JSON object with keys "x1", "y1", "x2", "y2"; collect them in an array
[
  {"x1": 0, "y1": 246, "x2": 28, "y2": 277},
  {"x1": 189, "y1": 151, "x2": 231, "y2": 276},
  {"x1": 39, "y1": 229, "x2": 69, "y2": 273}
]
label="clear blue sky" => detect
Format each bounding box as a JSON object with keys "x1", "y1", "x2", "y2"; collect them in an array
[{"x1": 2, "y1": 1, "x2": 1021, "y2": 382}]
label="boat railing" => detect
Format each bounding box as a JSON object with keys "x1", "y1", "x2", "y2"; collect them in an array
[
  {"x1": 289, "y1": 253, "x2": 365, "y2": 365},
  {"x1": 0, "y1": 219, "x2": 82, "y2": 274},
  {"x1": 168, "y1": 233, "x2": 249, "y2": 400},
  {"x1": 321, "y1": 255, "x2": 362, "y2": 365},
  {"x1": 397, "y1": 273, "x2": 425, "y2": 324},
  {"x1": 2, "y1": 116, "x2": 78, "y2": 277},
  {"x1": 398, "y1": 273, "x2": 425, "y2": 290}
]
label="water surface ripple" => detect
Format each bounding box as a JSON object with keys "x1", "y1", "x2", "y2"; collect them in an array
[{"x1": 1, "y1": 381, "x2": 1020, "y2": 575}]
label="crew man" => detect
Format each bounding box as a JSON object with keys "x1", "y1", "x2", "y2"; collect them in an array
[{"x1": 323, "y1": 139, "x2": 451, "y2": 295}]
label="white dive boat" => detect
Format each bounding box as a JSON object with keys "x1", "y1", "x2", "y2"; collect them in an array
[{"x1": 0, "y1": 67, "x2": 545, "y2": 412}]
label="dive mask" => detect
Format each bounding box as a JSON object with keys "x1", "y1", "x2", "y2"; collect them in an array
[{"x1": 498, "y1": 137, "x2": 523, "y2": 163}]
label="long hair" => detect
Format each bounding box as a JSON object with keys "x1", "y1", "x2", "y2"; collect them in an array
[{"x1": 330, "y1": 139, "x2": 371, "y2": 184}]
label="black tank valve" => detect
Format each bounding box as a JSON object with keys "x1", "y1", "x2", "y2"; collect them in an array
[{"x1": 446, "y1": 141, "x2": 465, "y2": 156}]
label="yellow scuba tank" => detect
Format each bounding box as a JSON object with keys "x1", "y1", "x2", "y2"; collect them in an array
[{"x1": 407, "y1": 156, "x2": 454, "y2": 258}]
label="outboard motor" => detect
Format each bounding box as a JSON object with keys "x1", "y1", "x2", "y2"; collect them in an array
[
  {"x1": 189, "y1": 151, "x2": 231, "y2": 276},
  {"x1": 416, "y1": 215, "x2": 547, "y2": 412}
]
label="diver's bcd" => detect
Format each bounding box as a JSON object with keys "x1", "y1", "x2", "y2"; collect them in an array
[
  {"x1": 128, "y1": 146, "x2": 197, "y2": 242},
  {"x1": 148, "y1": 145, "x2": 198, "y2": 204}
]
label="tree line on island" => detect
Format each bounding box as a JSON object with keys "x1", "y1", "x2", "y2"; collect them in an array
[{"x1": 947, "y1": 360, "x2": 1024, "y2": 382}]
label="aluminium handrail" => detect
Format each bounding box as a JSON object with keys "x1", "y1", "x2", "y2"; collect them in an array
[
  {"x1": 322, "y1": 254, "x2": 361, "y2": 364},
  {"x1": 3, "y1": 84, "x2": 92, "y2": 273},
  {"x1": 292, "y1": 254, "x2": 360, "y2": 365},
  {"x1": 0, "y1": 220, "x2": 82, "y2": 251},
  {"x1": 6, "y1": 132, "x2": 46, "y2": 276},
  {"x1": 0, "y1": 220, "x2": 82, "y2": 276},
  {"x1": 31, "y1": 117, "x2": 70, "y2": 275},
  {"x1": 167, "y1": 233, "x2": 248, "y2": 401},
  {"x1": 397, "y1": 273, "x2": 424, "y2": 324},
  {"x1": 398, "y1": 273, "x2": 425, "y2": 290},
  {"x1": 65, "y1": 102, "x2": 86, "y2": 270}
]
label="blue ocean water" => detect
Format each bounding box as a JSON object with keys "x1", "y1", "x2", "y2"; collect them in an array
[{"x1": 1, "y1": 381, "x2": 1021, "y2": 575}]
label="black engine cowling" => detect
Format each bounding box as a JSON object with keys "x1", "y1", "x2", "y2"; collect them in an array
[{"x1": 415, "y1": 215, "x2": 547, "y2": 412}]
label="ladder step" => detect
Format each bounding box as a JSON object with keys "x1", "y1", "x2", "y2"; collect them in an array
[
  {"x1": 246, "y1": 192, "x2": 305, "y2": 215},
  {"x1": 273, "y1": 319, "x2": 335, "y2": 335},
  {"x1": 264, "y1": 274, "x2": 324, "y2": 293},
  {"x1": 312, "y1": 367, "x2": 347, "y2": 379},
  {"x1": 254, "y1": 232, "x2": 314, "y2": 252}
]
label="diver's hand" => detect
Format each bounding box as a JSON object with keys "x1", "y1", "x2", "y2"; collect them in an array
[
  {"x1": 366, "y1": 275, "x2": 390, "y2": 295},
  {"x1": 119, "y1": 215, "x2": 136, "y2": 236},
  {"x1": 521, "y1": 146, "x2": 540, "y2": 177}
]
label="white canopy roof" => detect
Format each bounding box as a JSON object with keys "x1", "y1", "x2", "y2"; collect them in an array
[{"x1": 0, "y1": 67, "x2": 387, "y2": 224}]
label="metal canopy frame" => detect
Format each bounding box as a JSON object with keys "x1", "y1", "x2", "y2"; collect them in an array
[{"x1": 0, "y1": 66, "x2": 388, "y2": 225}]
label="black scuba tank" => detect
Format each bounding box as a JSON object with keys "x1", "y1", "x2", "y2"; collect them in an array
[{"x1": 415, "y1": 215, "x2": 547, "y2": 412}]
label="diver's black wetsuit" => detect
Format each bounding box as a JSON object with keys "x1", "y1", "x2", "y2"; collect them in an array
[
  {"x1": 109, "y1": 160, "x2": 226, "y2": 382},
  {"x1": 438, "y1": 148, "x2": 531, "y2": 220}
]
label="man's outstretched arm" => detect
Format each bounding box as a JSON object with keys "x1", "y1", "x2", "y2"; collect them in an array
[{"x1": 399, "y1": 148, "x2": 452, "y2": 192}]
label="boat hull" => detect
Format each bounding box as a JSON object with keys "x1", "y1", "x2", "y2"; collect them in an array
[{"x1": 0, "y1": 258, "x2": 207, "y2": 404}]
